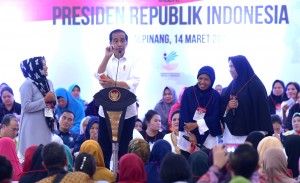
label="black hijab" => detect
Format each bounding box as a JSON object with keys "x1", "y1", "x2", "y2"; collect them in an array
[
  {"x1": 285, "y1": 135, "x2": 300, "y2": 178},
  {"x1": 221, "y1": 55, "x2": 272, "y2": 136},
  {"x1": 268, "y1": 80, "x2": 285, "y2": 114}
]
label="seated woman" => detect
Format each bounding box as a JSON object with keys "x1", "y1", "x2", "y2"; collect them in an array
[
  {"x1": 154, "y1": 86, "x2": 178, "y2": 132},
  {"x1": 79, "y1": 140, "x2": 115, "y2": 182},
  {"x1": 140, "y1": 110, "x2": 165, "y2": 148},
  {"x1": 19, "y1": 145, "x2": 48, "y2": 183},
  {"x1": 163, "y1": 110, "x2": 181, "y2": 154},
  {"x1": 74, "y1": 153, "x2": 96, "y2": 183},
  {"x1": 118, "y1": 153, "x2": 147, "y2": 183},
  {"x1": 281, "y1": 82, "x2": 300, "y2": 127},
  {"x1": 262, "y1": 147, "x2": 296, "y2": 183},
  {"x1": 0, "y1": 86, "x2": 21, "y2": 122},
  {"x1": 285, "y1": 91, "x2": 300, "y2": 131},
  {"x1": 55, "y1": 87, "x2": 85, "y2": 133},
  {"x1": 0, "y1": 137, "x2": 22, "y2": 181},
  {"x1": 144, "y1": 139, "x2": 172, "y2": 183},
  {"x1": 268, "y1": 80, "x2": 285, "y2": 115},
  {"x1": 68, "y1": 84, "x2": 88, "y2": 108},
  {"x1": 283, "y1": 112, "x2": 300, "y2": 136},
  {"x1": 74, "y1": 116, "x2": 98, "y2": 154}
]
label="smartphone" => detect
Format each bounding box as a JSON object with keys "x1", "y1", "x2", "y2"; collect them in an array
[{"x1": 225, "y1": 144, "x2": 239, "y2": 153}]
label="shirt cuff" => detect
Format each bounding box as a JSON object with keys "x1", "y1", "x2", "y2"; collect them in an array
[{"x1": 197, "y1": 119, "x2": 209, "y2": 135}]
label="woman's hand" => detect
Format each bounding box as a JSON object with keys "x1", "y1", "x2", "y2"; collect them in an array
[{"x1": 44, "y1": 91, "x2": 56, "y2": 103}]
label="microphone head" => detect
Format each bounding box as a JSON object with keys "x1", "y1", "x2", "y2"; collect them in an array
[{"x1": 118, "y1": 50, "x2": 122, "y2": 54}]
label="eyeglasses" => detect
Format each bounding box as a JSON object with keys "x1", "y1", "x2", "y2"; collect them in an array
[
  {"x1": 8, "y1": 126, "x2": 19, "y2": 133},
  {"x1": 293, "y1": 112, "x2": 300, "y2": 118}
]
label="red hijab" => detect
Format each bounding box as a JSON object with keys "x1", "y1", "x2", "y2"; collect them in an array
[
  {"x1": 0, "y1": 137, "x2": 23, "y2": 181},
  {"x1": 118, "y1": 153, "x2": 147, "y2": 183},
  {"x1": 22, "y1": 145, "x2": 38, "y2": 175}
]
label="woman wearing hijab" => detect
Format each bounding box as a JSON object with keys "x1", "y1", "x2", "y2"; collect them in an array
[
  {"x1": 268, "y1": 80, "x2": 285, "y2": 115},
  {"x1": 0, "y1": 137, "x2": 22, "y2": 181},
  {"x1": 188, "y1": 150, "x2": 209, "y2": 183},
  {"x1": 68, "y1": 84, "x2": 88, "y2": 108},
  {"x1": 263, "y1": 147, "x2": 296, "y2": 183},
  {"x1": 74, "y1": 116, "x2": 90, "y2": 153},
  {"x1": 18, "y1": 56, "x2": 56, "y2": 157},
  {"x1": 221, "y1": 55, "x2": 273, "y2": 144},
  {"x1": 154, "y1": 86, "x2": 178, "y2": 132},
  {"x1": 117, "y1": 153, "x2": 147, "y2": 183},
  {"x1": 144, "y1": 139, "x2": 172, "y2": 183},
  {"x1": 285, "y1": 135, "x2": 300, "y2": 178},
  {"x1": 19, "y1": 145, "x2": 48, "y2": 183},
  {"x1": 257, "y1": 136, "x2": 283, "y2": 173},
  {"x1": 74, "y1": 116, "x2": 98, "y2": 153},
  {"x1": 55, "y1": 87, "x2": 85, "y2": 133},
  {"x1": 0, "y1": 86, "x2": 21, "y2": 122},
  {"x1": 179, "y1": 66, "x2": 222, "y2": 150},
  {"x1": 79, "y1": 140, "x2": 115, "y2": 182},
  {"x1": 244, "y1": 131, "x2": 265, "y2": 150}
]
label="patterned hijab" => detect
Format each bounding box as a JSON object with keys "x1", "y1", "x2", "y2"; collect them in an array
[
  {"x1": 20, "y1": 56, "x2": 56, "y2": 132},
  {"x1": 20, "y1": 56, "x2": 50, "y2": 95}
]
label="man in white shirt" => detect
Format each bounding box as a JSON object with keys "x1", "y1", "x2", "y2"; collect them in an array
[{"x1": 97, "y1": 29, "x2": 140, "y2": 168}]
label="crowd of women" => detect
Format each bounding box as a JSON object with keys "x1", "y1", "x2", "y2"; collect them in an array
[{"x1": 1, "y1": 54, "x2": 300, "y2": 183}]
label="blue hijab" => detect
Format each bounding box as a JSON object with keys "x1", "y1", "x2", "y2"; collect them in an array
[
  {"x1": 145, "y1": 139, "x2": 172, "y2": 183},
  {"x1": 85, "y1": 116, "x2": 99, "y2": 140},
  {"x1": 68, "y1": 84, "x2": 85, "y2": 108},
  {"x1": 55, "y1": 87, "x2": 85, "y2": 133}
]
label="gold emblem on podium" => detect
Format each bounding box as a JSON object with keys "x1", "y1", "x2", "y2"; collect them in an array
[{"x1": 109, "y1": 89, "x2": 121, "y2": 101}]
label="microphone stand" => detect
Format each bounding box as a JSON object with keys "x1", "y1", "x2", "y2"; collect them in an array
[{"x1": 112, "y1": 49, "x2": 121, "y2": 174}]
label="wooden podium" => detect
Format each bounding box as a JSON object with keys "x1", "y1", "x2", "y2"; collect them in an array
[{"x1": 93, "y1": 87, "x2": 136, "y2": 174}]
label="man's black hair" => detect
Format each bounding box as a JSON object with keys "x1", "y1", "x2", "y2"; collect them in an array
[
  {"x1": 1, "y1": 114, "x2": 17, "y2": 128},
  {"x1": 229, "y1": 144, "x2": 259, "y2": 179},
  {"x1": 109, "y1": 29, "x2": 128, "y2": 42},
  {"x1": 42, "y1": 142, "x2": 67, "y2": 171}
]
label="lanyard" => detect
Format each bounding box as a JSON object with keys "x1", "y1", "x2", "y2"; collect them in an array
[
  {"x1": 193, "y1": 86, "x2": 214, "y2": 109},
  {"x1": 230, "y1": 74, "x2": 255, "y2": 98},
  {"x1": 269, "y1": 95, "x2": 279, "y2": 106}
]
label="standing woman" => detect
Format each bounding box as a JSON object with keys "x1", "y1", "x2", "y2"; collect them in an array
[
  {"x1": 179, "y1": 66, "x2": 222, "y2": 150},
  {"x1": 0, "y1": 86, "x2": 21, "y2": 122},
  {"x1": 221, "y1": 55, "x2": 273, "y2": 144},
  {"x1": 268, "y1": 80, "x2": 285, "y2": 115},
  {"x1": 18, "y1": 56, "x2": 56, "y2": 157}
]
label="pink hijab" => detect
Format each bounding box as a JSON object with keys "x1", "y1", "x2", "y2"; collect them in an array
[
  {"x1": 0, "y1": 137, "x2": 23, "y2": 181},
  {"x1": 263, "y1": 147, "x2": 296, "y2": 183}
]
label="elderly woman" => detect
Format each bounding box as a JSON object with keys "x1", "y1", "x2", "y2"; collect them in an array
[{"x1": 179, "y1": 66, "x2": 222, "y2": 150}]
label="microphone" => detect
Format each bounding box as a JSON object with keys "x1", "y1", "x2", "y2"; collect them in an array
[
  {"x1": 114, "y1": 50, "x2": 122, "y2": 87},
  {"x1": 232, "y1": 95, "x2": 236, "y2": 116}
]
